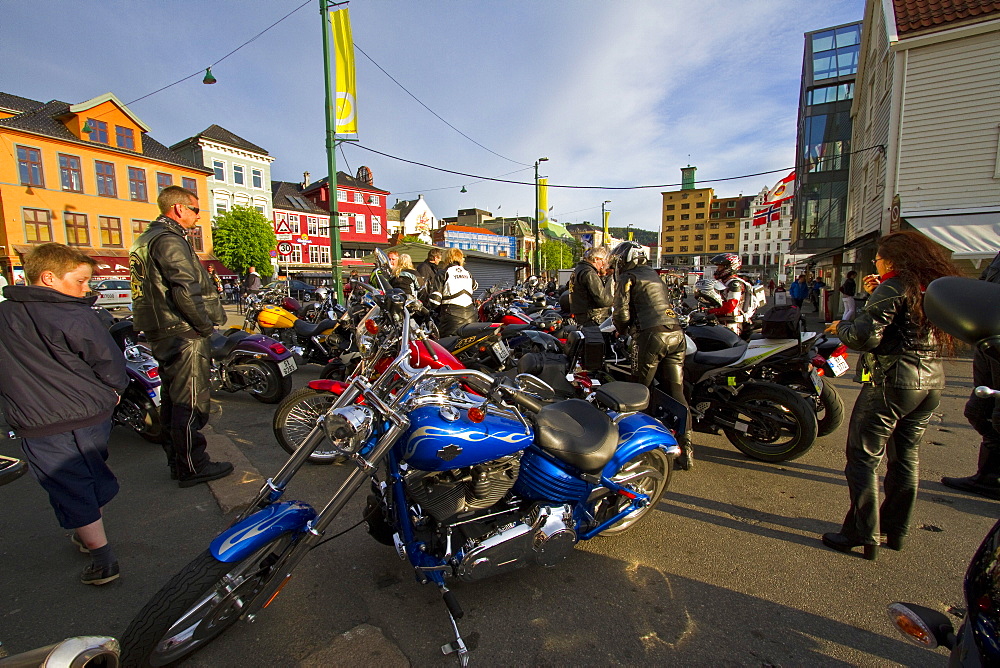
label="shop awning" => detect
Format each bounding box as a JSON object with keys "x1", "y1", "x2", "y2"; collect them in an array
[
  {"x1": 91, "y1": 255, "x2": 130, "y2": 276},
  {"x1": 799, "y1": 231, "x2": 880, "y2": 265},
  {"x1": 905, "y1": 212, "x2": 1000, "y2": 260}
]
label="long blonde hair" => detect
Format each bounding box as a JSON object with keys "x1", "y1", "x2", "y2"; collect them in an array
[
  {"x1": 444, "y1": 247, "x2": 465, "y2": 266},
  {"x1": 394, "y1": 253, "x2": 416, "y2": 276}
]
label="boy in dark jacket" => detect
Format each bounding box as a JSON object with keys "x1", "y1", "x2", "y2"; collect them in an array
[{"x1": 0, "y1": 243, "x2": 128, "y2": 585}]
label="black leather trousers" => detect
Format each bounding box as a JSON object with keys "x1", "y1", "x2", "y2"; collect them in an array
[
  {"x1": 633, "y1": 328, "x2": 689, "y2": 445},
  {"x1": 147, "y1": 333, "x2": 212, "y2": 478},
  {"x1": 965, "y1": 349, "x2": 1000, "y2": 453},
  {"x1": 840, "y1": 384, "x2": 940, "y2": 543},
  {"x1": 437, "y1": 305, "x2": 477, "y2": 338}
]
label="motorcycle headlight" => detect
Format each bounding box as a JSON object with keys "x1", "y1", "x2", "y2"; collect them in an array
[{"x1": 321, "y1": 405, "x2": 374, "y2": 455}]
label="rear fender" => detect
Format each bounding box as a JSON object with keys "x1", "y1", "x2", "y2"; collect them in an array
[
  {"x1": 232, "y1": 333, "x2": 295, "y2": 361},
  {"x1": 210, "y1": 500, "x2": 316, "y2": 563},
  {"x1": 603, "y1": 413, "x2": 680, "y2": 479}
]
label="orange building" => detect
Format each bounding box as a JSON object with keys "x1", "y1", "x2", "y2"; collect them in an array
[{"x1": 0, "y1": 91, "x2": 212, "y2": 281}]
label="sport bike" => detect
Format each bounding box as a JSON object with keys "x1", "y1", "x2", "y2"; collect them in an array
[{"x1": 120, "y1": 251, "x2": 680, "y2": 667}]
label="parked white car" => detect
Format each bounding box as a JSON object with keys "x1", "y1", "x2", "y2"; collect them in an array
[{"x1": 90, "y1": 279, "x2": 132, "y2": 310}]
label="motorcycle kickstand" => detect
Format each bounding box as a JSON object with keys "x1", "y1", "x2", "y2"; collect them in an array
[{"x1": 438, "y1": 584, "x2": 469, "y2": 666}]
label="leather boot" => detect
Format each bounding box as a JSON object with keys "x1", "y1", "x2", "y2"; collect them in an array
[
  {"x1": 942, "y1": 446, "x2": 1000, "y2": 500},
  {"x1": 675, "y1": 436, "x2": 694, "y2": 471}
]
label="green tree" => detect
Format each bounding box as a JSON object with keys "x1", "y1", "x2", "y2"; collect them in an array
[
  {"x1": 211, "y1": 205, "x2": 278, "y2": 279},
  {"x1": 539, "y1": 239, "x2": 581, "y2": 271}
]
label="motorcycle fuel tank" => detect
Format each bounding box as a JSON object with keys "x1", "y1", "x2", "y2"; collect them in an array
[
  {"x1": 400, "y1": 405, "x2": 532, "y2": 471},
  {"x1": 257, "y1": 304, "x2": 297, "y2": 329}
]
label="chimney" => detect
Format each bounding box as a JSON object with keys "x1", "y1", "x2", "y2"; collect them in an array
[
  {"x1": 302, "y1": 171, "x2": 310, "y2": 189},
  {"x1": 418, "y1": 194, "x2": 424, "y2": 200}
]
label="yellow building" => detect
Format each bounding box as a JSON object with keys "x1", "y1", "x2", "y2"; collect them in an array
[
  {"x1": 0, "y1": 91, "x2": 212, "y2": 281},
  {"x1": 659, "y1": 166, "x2": 744, "y2": 268}
]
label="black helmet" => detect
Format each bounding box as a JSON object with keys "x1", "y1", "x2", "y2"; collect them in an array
[
  {"x1": 709, "y1": 253, "x2": 741, "y2": 280},
  {"x1": 532, "y1": 291, "x2": 547, "y2": 307},
  {"x1": 609, "y1": 241, "x2": 647, "y2": 274}
]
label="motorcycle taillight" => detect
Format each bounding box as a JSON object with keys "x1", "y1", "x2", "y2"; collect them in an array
[
  {"x1": 812, "y1": 354, "x2": 826, "y2": 367},
  {"x1": 270, "y1": 342, "x2": 288, "y2": 355},
  {"x1": 147, "y1": 367, "x2": 159, "y2": 379},
  {"x1": 833, "y1": 344, "x2": 848, "y2": 358}
]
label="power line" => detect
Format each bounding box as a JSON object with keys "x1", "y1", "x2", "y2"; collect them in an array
[
  {"x1": 353, "y1": 44, "x2": 531, "y2": 168},
  {"x1": 347, "y1": 142, "x2": 884, "y2": 191}
]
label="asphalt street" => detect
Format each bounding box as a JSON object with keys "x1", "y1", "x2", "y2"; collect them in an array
[{"x1": 1, "y1": 303, "x2": 996, "y2": 666}]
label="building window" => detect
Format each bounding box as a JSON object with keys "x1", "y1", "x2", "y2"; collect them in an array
[
  {"x1": 156, "y1": 172, "x2": 173, "y2": 193},
  {"x1": 710, "y1": 212, "x2": 720, "y2": 218},
  {"x1": 307, "y1": 217, "x2": 318, "y2": 236},
  {"x1": 115, "y1": 125, "x2": 135, "y2": 150},
  {"x1": 711, "y1": 202, "x2": 720, "y2": 209},
  {"x1": 86, "y1": 119, "x2": 108, "y2": 143},
  {"x1": 213, "y1": 160, "x2": 225, "y2": 181},
  {"x1": 318, "y1": 217, "x2": 329, "y2": 237},
  {"x1": 355, "y1": 214, "x2": 366, "y2": 233},
  {"x1": 680, "y1": 235, "x2": 689, "y2": 242},
  {"x1": 725, "y1": 244, "x2": 735, "y2": 251},
  {"x1": 251, "y1": 168, "x2": 263, "y2": 189},
  {"x1": 812, "y1": 24, "x2": 860, "y2": 80},
  {"x1": 710, "y1": 234, "x2": 719, "y2": 240},
  {"x1": 709, "y1": 222, "x2": 720, "y2": 229},
  {"x1": 666, "y1": 204, "x2": 675, "y2": 210},
  {"x1": 353, "y1": 192, "x2": 364, "y2": 204},
  {"x1": 726, "y1": 233, "x2": 735, "y2": 239},
  {"x1": 181, "y1": 177, "x2": 198, "y2": 196},
  {"x1": 188, "y1": 226, "x2": 204, "y2": 252},
  {"x1": 338, "y1": 213, "x2": 351, "y2": 230},
  {"x1": 681, "y1": 203, "x2": 690, "y2": 210},
  {"x1": 319, "y1": 245, "x2": 330, "y2": 264},
  {"x1": 744, "y1": 233, "x2": 749, "y2": 240},
  {"x1": 696, "y1": 213, "x2": 704, "y2": 219},
  {"x1": 215, "y1": 199, "x2": 229, "y2": 215},
  {"x1": 131, "y1": 219, "x2": 149, "y2": 236},
  {"x1": 664, "y1": 236, "x2": 674, "y2": 242},
  {"x1": 232, "y1": 165, "x2": 245, "y2": 185},
  {"x1": 368, "y1": 195, "x2": 380, "y2": 206},
  {"x1": 709, "y1": 245, "x2": 718, "y2": 251},
  {"x1": 64, "y1": 212, "x2": 90, "y2": 246},
  {"x1": 23, "y1": 208, "x2": 53, "y2": 243},
  {"x1": 128, "y1": 167, "x2": 147, "y2": 201},
  {"x1": 666, "y1": 215, "x2": 675, "y2": 221},
  {"x1": 680, "y1": 246, "x2": 688, "y2": 252},
  {"x1": 17, "y1": 146, "x2": 44, "y2": 187},
  {"x1": 95, "y1": 161, "x2": 117, "y2": 197},
  {"x1": 680, "y1": 225, "x2": 690, "y2": 231},
  {"x1": 696, "y1": 201, "x2": 705, "y2": 208},
  {"x1": 99, "y1": 216, "x2": 123, "y2": 247},
  {"x1": 337, "y1": 189, "x2": 347, "y2": 202},
  {"x1": 680, "y1": 214, "x2": 690, "y2": 220},
  {"x1": 695, "y1": 223, "x2": 704, "y2": 229},
  {"x1": 694, "y1": 246, "x2": 703, "y2": 252},
  {"x1": 289, "y1": 245, "x2": 301, "y2": 263},
  {"x1": 309, "y1": 245, "x2": 320, "y2": 263},
  {"x1": 694, "y1": 234, "x2": 704, "y2": 241},
  {"x1": 59, "y1": 154, "x2": 83, "y2": 192}
]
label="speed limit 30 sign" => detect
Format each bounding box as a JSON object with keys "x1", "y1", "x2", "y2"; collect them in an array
[{"x1": 277, "y1": 241, "x2": 293, "y2": 256}]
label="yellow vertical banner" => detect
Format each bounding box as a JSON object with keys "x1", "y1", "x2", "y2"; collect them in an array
[
  {"x1": 329, "y1": 7, "x2": 358, "y2": 134},
  {"x1": 537, "y1": 178, "x2": 548, "y2": 227},
  {"x1": 603, "y1": 209, "x2": 611, "y2": 242}
]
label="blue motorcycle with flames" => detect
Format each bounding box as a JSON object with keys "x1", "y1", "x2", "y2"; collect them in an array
[{"x1": 120, "y1": 252, "x2": 681, "y2": 667}]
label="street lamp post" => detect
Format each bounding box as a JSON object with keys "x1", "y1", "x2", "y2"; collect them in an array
[
  {"x1": 533, "y1": 157, "x2": 549, "y2": 276},
  {"x1": 601, "y1": 200, "x2": 611, "y2": 246}
]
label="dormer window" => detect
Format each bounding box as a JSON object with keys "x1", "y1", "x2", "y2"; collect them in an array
[
  {"x1": 87, "y1": 118, "x2": 109, "y2": 143},
  {"x1": 115, "y1": 125, "x2": 135, "y2": 150}
]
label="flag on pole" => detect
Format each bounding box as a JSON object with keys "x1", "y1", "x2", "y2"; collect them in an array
[
  {"x1": 753, "y1": 202, "x2": 782, "y2": 227},
  {"x1": 537, "y1": 178, "x2": 549, "y2": 227},
  {"x1": 766, "y1": 171, "x2": 795, "y2": 204},
  {"x1": 329, "y1": 7, "x2": 358, "y2": 134}
]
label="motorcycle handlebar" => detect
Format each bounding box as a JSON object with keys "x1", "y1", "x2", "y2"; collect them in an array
[{"x1": 975, "y1": 385, "x2": 1000, "y2": 399}]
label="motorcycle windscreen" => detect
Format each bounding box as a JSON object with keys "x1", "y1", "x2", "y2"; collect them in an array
[{"x1": 398, "y1": 405, "x2": 532, "y2": 471}]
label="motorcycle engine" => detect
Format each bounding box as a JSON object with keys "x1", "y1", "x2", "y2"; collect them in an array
[{"x1": 404, "y1": 454, "x2": 520, "y2": 522}]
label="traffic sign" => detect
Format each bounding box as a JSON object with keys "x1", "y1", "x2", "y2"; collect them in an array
[
  {"x1": 269, "y1": 250, "x2": 277, "y2": 258},
  {"x1": 277, "y1": 242, "x2": 293, "y2": 256}
]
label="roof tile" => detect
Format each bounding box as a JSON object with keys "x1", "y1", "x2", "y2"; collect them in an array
[{"x1": 893, "y1": 0, "x2": 1000, "y2": 35}]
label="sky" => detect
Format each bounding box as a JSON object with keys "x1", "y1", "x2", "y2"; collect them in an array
[{"x1": 1, "y1": 0, "x2": 865, "y2": 234}]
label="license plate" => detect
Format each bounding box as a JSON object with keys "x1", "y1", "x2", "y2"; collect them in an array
[
  {"x1": 492, "y1": 341, "x2": 510, "y2": 363},
  {"x1": 148, "y1": 387, "x2": 161, "y2": 407},
  {"x1": 828, "y1": 355, "x2": 850, "y2": 377},
  {"x1": 809, "y1": 369, "x2": 823, "y2": 396},
  {"x1": 278, "y1": 357, "x2": 297, "y2": 376}
]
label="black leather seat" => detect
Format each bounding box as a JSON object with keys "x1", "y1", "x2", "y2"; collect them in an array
[
  {"x1": 293, "y1": 318, "x2": 337, "y2": 337},
  {"x1": 210, "y1": 331, "x2": 250, "y2": 360},
  {"x1": 455, "y1": 322, "x2": 501, "y2": 337},
  {"x1": 437, "y1": 335, "x2": 459, "y2": 350},
  {"x1": 534, "y1": 399, "x2": 617, "y2": 472},
  {"x1": 593, "y1": 382, "x2": 649, "y2": 412},
  {"x1": 691, "y1": 345, "x2": 746, "y2": 368}
]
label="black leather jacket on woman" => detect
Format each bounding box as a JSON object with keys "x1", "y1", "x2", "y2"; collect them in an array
[
  {"x1": 614, "y1": 264, "x2": 682, "y2": 334},
  {"x1": 835, "y1": 276, "x2": 944, "y2": 389},
  {"x1": 129, "y1": 216, "x2": 225, "y2": 338}
]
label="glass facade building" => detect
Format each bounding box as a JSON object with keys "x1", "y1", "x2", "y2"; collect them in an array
[{"x1": 791, "y1": 22, "x2": 861, "y2": 255}]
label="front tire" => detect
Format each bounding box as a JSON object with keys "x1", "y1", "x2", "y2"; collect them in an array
[
  {"x1": 594, "y1": 448, "x2": 672, "y2": 536},
  {"x1": 272, "y1": 388, "x2": 343, "y2": 464},
  {"x1": 120, "y1": 537, "x2": 295, "y2": 668},
  {"x1": 246, "y1": 361, "x2": 292, "y2": 404},
  {"x1": 723, "y1": 383, "x2": 818, "y2": 462}
]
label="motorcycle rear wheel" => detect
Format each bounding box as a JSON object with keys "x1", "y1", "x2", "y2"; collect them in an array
[
  {"x1": 245, "y1": 361, "x2": 292, "y2": 404},
  {"x1": 778, "y1": 373, "x2": 845, "y2": 438},
  {"x1": 272, "y1": 388, "x2": 343, "y2": 464},
  {"x1": 595, "y1": 448, "x2": 672, "y2": 536},
  {"x1": 723, "y1": 383, "x2": 818, "y2": 462},
  {"x1": 119, "y1": 536, "x2": 295, "y2": 668},
  {"x1": 117, "y1": 387, "x2": 164, "y2": 443}
]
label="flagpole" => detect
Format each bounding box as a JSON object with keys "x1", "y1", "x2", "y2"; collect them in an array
[{"x1": 321, "y1": 0, "x2": 345, "y2": 304}]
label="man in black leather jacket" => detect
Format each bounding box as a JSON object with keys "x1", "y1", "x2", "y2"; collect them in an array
[
  {"x1": 942, "y1": 250, "x2": 1000, "y2": 499},
  {"x1": 569, "y1": 247, "x2": 613, "y2": 326},
  {"x1": 611, "y1": 241, "x2": 693, "y2": 470},
  {"x1": 130, "y1": 186, "x2": 232, "y2": 487},
  {"x1": 822, "y1": 231, "x2": 952, "y2": 560}
]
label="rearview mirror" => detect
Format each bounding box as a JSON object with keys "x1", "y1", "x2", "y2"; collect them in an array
[{"x1": 373, "y1": 248, "x2": 389, "y2": 268}]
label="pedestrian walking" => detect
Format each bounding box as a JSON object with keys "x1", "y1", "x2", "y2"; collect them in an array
[
  {"x1": 840, "y1": 271, "x2": 858, "y2": 321},
  {"x1": 768, "y1": 278, "x2": 776, "y2": 296},
  {"x1": 223, "y1": 281, "x2": 234, "y2": 304},
  {"x1": 941, "y1": 249, "x2": 1000, "y2": 499},
  {"x1": 810, "y1": 276, "x2": 826, "y2": 312},
  {"x1": 0, "y1": 243, "x2": 129, "y2": 585},
  {"x1": 206, "y1": 265, "x2": 223, "y2": 298},
  {"x1": 821, "y1": 231, "x2": 960, "y2": 560},
  {"x1": 789, "y1": 275, "x2": 809, "y2": 308},
  {"x1": 130, "y1": 186, "x2": 232, "y2": 488}
]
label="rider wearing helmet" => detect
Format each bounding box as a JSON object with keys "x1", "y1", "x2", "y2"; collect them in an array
[
  {"x1": 610, "y1": 241, "x2": 693, "y2": 470},
  {"x1": 707, "y1": 253, "x2": 752, "y2": 335},
  {"x1": 568, "y1": 246, "x2": 614, "y2": 326}
]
